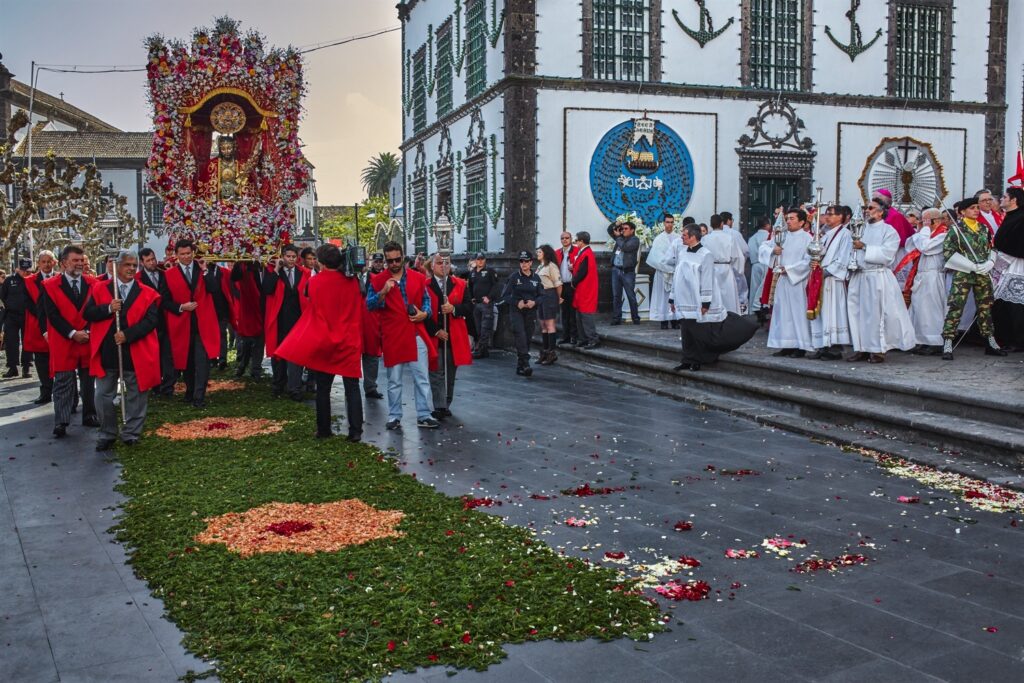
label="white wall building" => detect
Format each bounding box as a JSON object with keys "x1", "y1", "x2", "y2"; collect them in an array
[{"x1": 398, "y1": 0, "x2": 1023, "y2": 258}]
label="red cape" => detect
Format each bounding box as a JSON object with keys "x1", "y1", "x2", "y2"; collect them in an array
[
  {"x1": 232, "y1": 267, "x2": 265, "y2": 337},
  {"x1": 571, "y1": 246, "x2": 598, "y2": 314},
  {"x1": 362, "y1": 300, "x2": 383, "y2": 357},
  {"x1": 555, "y1": 245, "x2": 579, "y2": 268},
  {"x1": 276, "y1": 270, "x2": 363, "y2": 378},
  {"x1": 87, "y1": 281, "x2": 162, "y2": 392},
  {"x1": 163, "y1": 265, "x2": 221, "y2": 369},
  {"x1": 264, "y1": 265, "x2": 310, "y2": 358},
  {"x1": 22, "y1": 273, "x2": 49, "y2": 353},
  {"x1": 369, "y1": 268, "x2": 437, "y2": 368},
  {"x1": 884, "y1": 208, "x2": 915, "y2": 248},
  {"x1": 426, "y1": 276, "x2": 473, "y2": 371},
  {"x1": 42, "y1": 275, "x2": 96, "y2": 374}
]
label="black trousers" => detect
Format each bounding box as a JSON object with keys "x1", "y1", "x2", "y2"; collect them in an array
[
  {"x1": 183, "y1": 331, "x2": 210, "y2": 402},
  {"x1": 314, "y1": 372, "x2": 362, "y2": 437},
  {"x1": 3, "y1": 311, "x2": 28, "y2": 369},
  {"x1": 157, "y1": 328, "x2": 176, "y2": 394},
  {"x1": 680, "y1": 319, "x2": 719, "y2": 365},
  {"x1": 509, "y1": 307, "x2": 536, "y2": 360},
  {"x1": 559, "y1": 283, "x2": 577, "y2": 342},
  {"x1": 994, "y1": 300, "x2": 1024, "y2": 348},
  {"x1": 34, "y1": 352, "x2": 53, "y2": 398}
]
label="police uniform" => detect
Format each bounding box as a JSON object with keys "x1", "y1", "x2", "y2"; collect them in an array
[
  {"x1": 499, "y1": 251, "x2": 543, "y2": 376},
  {"x1": 465, "y1": 251, "x2": 502, "y2": 356}
]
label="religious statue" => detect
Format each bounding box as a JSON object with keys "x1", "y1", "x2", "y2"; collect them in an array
[{"x1": 193, "y1": 102, "x2": 262, "y2": 203}]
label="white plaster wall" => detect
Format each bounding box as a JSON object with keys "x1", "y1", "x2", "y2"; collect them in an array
[
  {"x1": 1003, "y1": 0, "x2": 1023, "y2": 185},
  {"x1": 535, "y1": 88, "x2": 986, "y2": 246},
  {"x1": 812, "y1": 0, "x2": 889, "y2": 96},
  {"x1": 660, "y1": 0, "x2": 741, "y2": 87},
  {"x1": 949, "y1": 0, "x2": 988, "y2": 103},
  {"x1": 535, "y1": 1, "x2": 581, "y2": 78}
]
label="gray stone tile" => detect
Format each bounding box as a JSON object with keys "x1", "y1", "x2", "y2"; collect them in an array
[
  {"x1": 914, "y1": 644, "x2": 1024, "y2": 680},
  {"x1": 58, "y1": 654, "x2": 179, "y2": 682},
  {"x1": 505, "y1": 638, "x2": 667, "y2": 682},
  {"x1": 0, "y1": 561, "x2": 38, "y2": 617},
  {"x1": 819, "y1": 658, "x2": 943, "y2": 682},
  {"x1": 0, "y1": 610, "x2": 59, "y2": 682}
]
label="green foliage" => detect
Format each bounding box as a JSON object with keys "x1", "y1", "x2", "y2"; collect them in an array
[
  {"x1": 114, "y1": 386, "x2": 662, "y2": 681},
  {"x1": 360, "y1": 152, "x2": 401, "y2": 199},
  {"x1": 319, "y1": 196, "x2": 391, "y2": 246}
]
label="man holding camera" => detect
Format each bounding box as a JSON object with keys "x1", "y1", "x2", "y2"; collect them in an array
[
  {"x1": 262, "y1": 244, "x2": 310, "y2": 400},
  {"x1": 1, "y1": 258, "x2": 34, "y2": 378},
  {"x1": 367, "y1": 241, "x2": 439, "y2": 430},
  {"x1": 465, "y1": 252, "x2": 501, "y2": 358},
  {"x1": 607, "y1": 220, "x2": 642, "y2": 325},
  {"x1": 160, "y1": 239, "x2": 220, "y2": 408}
]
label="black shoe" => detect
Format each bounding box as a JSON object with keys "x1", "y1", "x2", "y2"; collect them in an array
[
  {"x1": 472, "y1": 349, "x2": 489, "y2": 359},
  {"x1": 33, "y1": 395, "x2": 51, "y2": 405},
  {"x1": 217, "y1": 362, "x2": 228, "y2": 371},
  {"x1": 791, "y1": 350, "x2": 806, "y2": 359},
  {"x1": 672, "y1": 363, "x2": 690, "y2": 371},
  {"x1": 522, "y1": 365, "x2": 533, "y2": 377},
  {"x1": 96, "y1": 439, "x2": 115, "y2": 452},
  {"x1": 191, "y1": 399, "x2": 207, "y2": 409},
  {"x1": 609, "y1": 320, "x2": 622, "y2": 326},
  {"x1": 82, "y1": 416, "x2": 100, "y2": 428},
  {"x1": 632, "y1": 319, "x2": 642, "y2": 325},
  {"x1": 806, "y1": 350, "x2": 825, "y2": 360},
  {"x1": 438, "y1": 407, "x2": 453, "y2": 418},
  {"x1": 3, "y1": 367, "x2": 18, "y2": 378},
  {"x1": 821, "y1": 350, "x2": 843, "y2": 361},
  {"x1": 670, "y1": 321, "x2": 680, "y2": 329},
  {"x1": 772, "y1": 348, "x2": 795, "y2": 357},
  {"x1": 417, "y1": 417, "x2": 440, "y2": 429},
  {"x1": 557, "y1": 338, "x2": 575, "y2": 347},
  {"x1": 234, "y1": 367, "x2": 245, "y2": 378},
  {"x1": 271, "y1": 389, "x2": 283, "y2": 399},
  {"x1": 431, "y1": 410, "x2": 447, "y2": 421},
  {"x1": 315, "y1": 431, "x2": 334, "y2": 439},
  {"x1": 347, "y1": 431, "x2": 362, "y2": 443},
  {"x1": 289, "y1": 391, "x2": 304, "y2": 402},
  {"x1": 386, "y1": 419, "x2": 402, "y2": 431},
  {"x1": 71, "y1": 404, "x2": 79, "y2": 414},
  {"x1": 365, "y1": 390, "x2": 384, "y2": 400},
  {"x1": 53, "y1": 424, "x2": 67, "y2": 438},
  {"x1": 942, "y1": 351, "x2": 954, "y2": 361},
  {"x1": 660, "y1": 322, "x2": 669, "y2": 330},
  {"x1": 582, "y1": 341, "x2": 600, "y2": 349},
  {"x1": 985, "y1": 346, "x2": 1008, "y2": 357},
  {"x1": 867, "y1": 353, "x2": 885, "y2": 364},
  {"x1": 122, "y1": 439, "x2": 138, "y2": 447},
  {"x1": 181, "y1": 394, "x2": 194, "y2": 404},
  {"x1": 846, "y1": 352, "x2": 869, "y2": 362},
  {"x1": 21, "y1": 368, "x2": 31, "y2": 378}
]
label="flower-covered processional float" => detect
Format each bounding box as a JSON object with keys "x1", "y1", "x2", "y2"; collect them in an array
[{"x1": 145, "y1": 17, "x2": 309, "y2": 259}]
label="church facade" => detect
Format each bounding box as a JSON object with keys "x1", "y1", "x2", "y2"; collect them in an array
[{"x1": 398, "y1": 0, "x2": 1023, "y2": 256}]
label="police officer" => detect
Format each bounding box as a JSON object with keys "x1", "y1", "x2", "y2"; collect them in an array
[
  {"x1": 464, "y1": 251, "x2": 502, "y2": 358},
  {"x1": 1, "y1": 258, "x2": 33, "y2": 378},
  {"x1": 499, "y1": 250, "x2": 543, "y2": 377}
]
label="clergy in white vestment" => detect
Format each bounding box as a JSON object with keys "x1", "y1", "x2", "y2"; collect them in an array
[
  {"x1": 906, "y1": 208, "x2": 950, "y2": 353},
  {"x1": 720, "y1": 212, "x2": 750, "y2": 311},
  {"x1": 703, "y1": 215, "x2": 746, "y2": 314},
  {"x1": 758, "y1": 208, "x2": 814, "y2": 356},
  {"x1": 671, "y1": 224, "x2": 757, "y2": 370},
  {"x1": 846, "y1": 201, "x2": 917, "y2": 362},
  {"x1": 646, "y1": 213, "x2": 682, "y2": 328},
  {"x1": 808, "y1": 205, "x2": 853, "y2": 358},
  {"x1": 747, "y1": 218, "x2": 771, "y2": 319}
]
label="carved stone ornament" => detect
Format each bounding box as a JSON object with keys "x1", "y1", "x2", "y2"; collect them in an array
[
  {"x1": 413, "y1": 141, "x2": 427, "y2": 180},
  {"x1": 437, "y1": 125, "x2": 453, "y2": 168},
  {"x1": 465, "y1": 107, "x2": 486, "y2": 157},
  {"x1": 857, "y1": 136, "x2": 948, "y2": 209},
  {"x1": 737, "y1": 97, "x2": 814, "y2": 152}
]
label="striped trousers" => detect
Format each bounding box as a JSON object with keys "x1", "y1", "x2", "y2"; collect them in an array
[{"x1": 52, "y1": 367, "x2": 95, "y2": 427}]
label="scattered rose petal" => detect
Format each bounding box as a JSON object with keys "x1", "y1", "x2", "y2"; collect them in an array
[
  {"x1": 655, "y1": 580, "x2": 711, "y2": 601},
  {"x1": 725, "y1": 548, "x2": 759, "y2": 560},
  {"x1": 897, "y1": 496, "x2": 920, "y2": 504},
  {"x1": 561, "y1": 483, "x2": 625, "y2": 497},
  {"x1": 677, "y1": 555, "x2": 701, "y2": 568},
  {"x1": 674, "y1": 520, "x2": 693, "y2": 531}
]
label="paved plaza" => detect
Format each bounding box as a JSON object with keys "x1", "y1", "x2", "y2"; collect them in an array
[{"x1": 3, "y1": 357, "x2": 1024, "y2": 681}]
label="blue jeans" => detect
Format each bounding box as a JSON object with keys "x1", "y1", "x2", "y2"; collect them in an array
[
  {"x1": 612, "y1": 267, "x2": 639, "y2": 321},
  {"x1": 385, "y1": 336, "x2": 434, "y2": 421}
]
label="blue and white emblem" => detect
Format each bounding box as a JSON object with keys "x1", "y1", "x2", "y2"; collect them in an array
[{"x1": 588, "y1": 116, "x2": 695, "y2": 227}]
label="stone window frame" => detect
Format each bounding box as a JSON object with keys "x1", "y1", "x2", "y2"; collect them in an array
[
  {"x1": 886, "y1": 0, "x2": 953, "y2": 102},
  {"x1": 412, "y1": 180, "x2": 428, "y2": 256},
  {"x1": 465, "y1": 0, "x2": 488, "y2": 99},
  {"x1": 435, "y1": 19, "x2": 454, "y2": 118},
  {"x1": 411, "y1": 46, "x2": 428, "y2": 134},
  {"x1": 740, "y1": 0, "x2": 813, "y2": 93},
  {"x1": 463, "y1": 154, "x2": 487, "y2": 253},
  {"x1": 582, "y1": 0, "x2": 663, "y2": 82}
]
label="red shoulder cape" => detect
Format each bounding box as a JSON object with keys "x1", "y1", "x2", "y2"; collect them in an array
[
  {"x1": 427, "y1": 276, "x2": 472, "y2": 371},
  {"x1": 163, "y1": 266, "x2": 220, "y2": 369},
  {"x1": 87, "y1": 281, "x2": 162, "y2": 392},
  {"x1": 276, "y1": 270, "x2": 363, "y2": 377},
  {"x1": 42, "y1": 275, "x2": 95, "y2": 374},
  {"x1": 22, "y1": 273, "x2": 48, "y2": 353},
  {"x1": 264, "y1": 265, "x2": 310, "y2": 357},
  {"x1": 572, "y1": 247, "x2": 598, "y2": 314},
  {"x1": 369, "y1": 269, "x2": 437, "y2": 368}
]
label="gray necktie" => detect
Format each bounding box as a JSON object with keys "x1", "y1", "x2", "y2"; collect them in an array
[
  {"x1": 119, "y1": 283, "x2": 129, "y2": 300},
  {"x1": 183, "y1": 266, "x2": 192, "y2": 285},
  {"x1": 288, "y1": 269, "x2": 295, "y2": 288},
  {"x1": 71, "y1": 279, "x2": 80, "y2": 297}
]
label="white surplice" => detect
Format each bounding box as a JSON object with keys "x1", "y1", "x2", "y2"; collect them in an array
[
  {"x1": 847, "y1": 221, "x2": 917, "y2": 353},
  {"x1": 672, "y1": 244, "x2": 726, "y2": 323},
  {"x1": 810, "y1": 224, "x2": 853, "y2": 348},
  {"x1": 647, "y1": 230, "x2": 682, "y2": 321},
  {"x1": 723, "y1": 226, "x2": 750, "y2": 309},
  {"x1": 907, "y1": 227, "x2": 948, "y2": 345},
  {"x1": 702, "y1": 229, "x2": 745, "y2": 314},
  {"x1": 759, "y1": 229, "x2": 814, "y2": 351},
  {"x1": 747, "y1": 229, "x2": 770, "y2": 312}
]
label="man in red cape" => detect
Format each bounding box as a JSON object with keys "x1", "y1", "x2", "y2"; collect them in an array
[
  {"x1": 41, "y1": 245, "x2": 98, "y2": 437},
  {"x1": 84, "y1": 250, "x2": 160, "y2": 450},
  {"x1": 276, "y1": 244, "x2": 364, "y2": 441},
  {"x1": 262, "y1": 244, "x2": 310, "y2": 399},
  {"x1": 137, "y1": 247, "x2": 177, "y2": 395},
  {"x1": 230, "y1": 261, "x2": 266, "y2": 379},
  {"x1": 23, "y1": 250, "x2": 57, "y2": 405},
  {"x1": 975, "y1": 189, "x2": 1004, "y2": 236},
  {"x1": 425, "y1": 254, "x2": 473, "y2": 420},
  {"x1": 571, "y1": 231, "x2": 599, "y2": 348},
  {"x1": 159, "y1": 239, "x2": 220, "y2": 408},
  {"x1": 360, "y1": 252, "x2": 385, "y2": 399},
  {"x1": 366, "y1": 240, "x2": 438, "y2": 431}
]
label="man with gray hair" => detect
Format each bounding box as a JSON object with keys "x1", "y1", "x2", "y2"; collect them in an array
[{"x1": 83, "y1": 250, "x2": 162, "y2": 450}]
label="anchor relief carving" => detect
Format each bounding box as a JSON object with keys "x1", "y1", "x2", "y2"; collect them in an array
[
  {"x1": 672, "y1": 0, "x2": 734, "y2": 48},
  {"x1": 825, "y1": 0, "x2": 882, "y2": 62}
]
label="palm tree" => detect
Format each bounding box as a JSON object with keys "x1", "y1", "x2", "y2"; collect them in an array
[{"x1": 360, "y1": 152, "x2": 400, "y2": 199}]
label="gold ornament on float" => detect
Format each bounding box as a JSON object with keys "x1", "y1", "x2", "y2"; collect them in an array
[{"x1": 209, "y1": 102, "x2": 246, "y2": 135}]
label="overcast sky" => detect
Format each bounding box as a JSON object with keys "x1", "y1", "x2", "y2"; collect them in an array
[{"x1": 1, "y1": 0, "x2": 402, "y2": 205}]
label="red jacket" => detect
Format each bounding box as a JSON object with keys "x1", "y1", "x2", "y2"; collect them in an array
[
  {"x1": 276, "y1": 269, "x2": 363, "y2": 378},
  {"x1": 369, "y1": 268, "x2": 437, "y2": 368},
  {"x1": 163, "y1": 263, "x2": 220, "y2": 369},
  {"x1": 231, "y1": 265, "x2": 265, "y2": 338},
  {"x1": 42, "y1": 274, "x2": 96, "y2": 374},
  {"x1": 572, "y1": 245, "x2": 598, "y2": 314},
  {"x1": 22, "y1": 272, "x2": 50, "y2": 353},
  {"x1": 426, "y1": 275, "x2": 473, "y2": 372},
  {"x1": 555, "y1": 244, "x2": 579, "y2": 268},
  {"x1": 87, "y1": 280, "x2": 162, "y2": 392},
  {"x1": 264, "y1": 265, "x2": 310, "y2": 358}
]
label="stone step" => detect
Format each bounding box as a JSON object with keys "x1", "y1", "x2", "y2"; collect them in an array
[{"x1": 548, "y1": 342, "x2": 1024, "y2": 470}]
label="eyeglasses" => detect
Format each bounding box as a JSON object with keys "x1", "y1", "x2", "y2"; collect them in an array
[{"x1": 385, "y1": 257, "x2": 403, "y2": 264}]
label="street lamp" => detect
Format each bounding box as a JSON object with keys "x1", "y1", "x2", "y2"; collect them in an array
[{"x1": 432, "y1": 208, "x2": 453, "y2": 257}]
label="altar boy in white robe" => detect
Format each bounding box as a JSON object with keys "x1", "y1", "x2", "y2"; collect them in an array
[
  {"x1": 703, "y1": 214, "x2": 746, "y2": 314},
  {"x1": 808, "y1": 205, "x2": 853, "y2": 360},
  {"x1": 647, "y1": 213, "x2": 682, "y2": 329},
  {"x1": 759, "y1": 208, "x2": 814, "y2": 357},
  {"x1": 907, "y1": 208, "x2": 949, "y2": 355},
  {"x1": 747, "y1": 216, "x2": 772, "y2": 321},
  {"x1": 846, "y1": 200, "x2": 917, "y2": 363}
]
